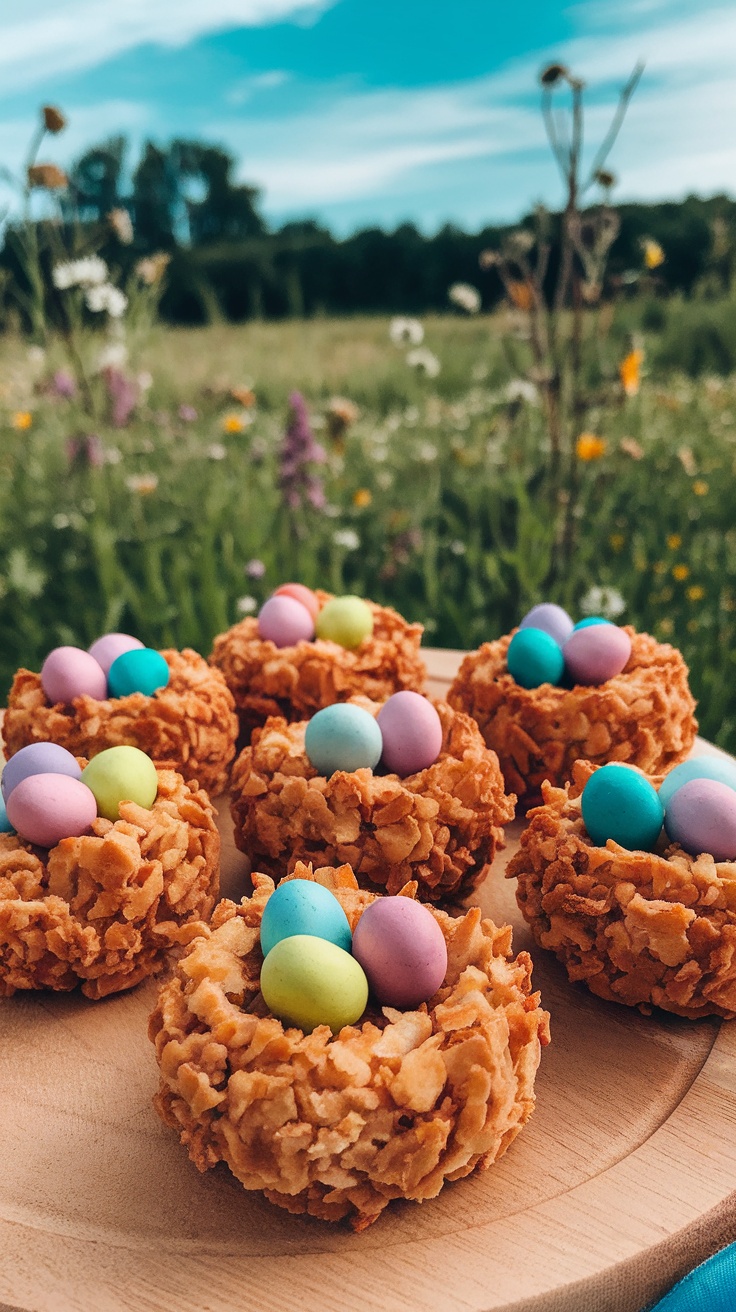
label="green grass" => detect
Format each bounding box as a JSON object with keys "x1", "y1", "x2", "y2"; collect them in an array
[{"x1": 1, "y1": 308, "x2": 736, "y2": 750}]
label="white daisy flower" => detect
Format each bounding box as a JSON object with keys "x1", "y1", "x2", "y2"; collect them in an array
[
  {"x1": 389, "y1": 316, "x2": 424, "y2": 346},
  {"x1": 448, "y1": 282, "x2": 481, "y2": 314},
  {"x1": 579, "y1": 586, "x2": 626, "y2": 619}
]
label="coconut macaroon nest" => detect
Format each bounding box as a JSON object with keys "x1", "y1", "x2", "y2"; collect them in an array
[
  {"x1": 4, "y1": 648, "x2": 239, "y2": 796},
  {"x1": 448, "y1": 627, "x2": 697, "y2": 807},
  {"x1": 149, "y1": 861, "x2": 550, "y2": 1230},
  {"x1": 209, "y1": 594, "x2": 427, "y2": 741},
  {"x1": 0, "y1": 767, "x2": 220, "y2": 999},
  {"x1": 509, "y1": 760, "x2": 736, "y2": 1019},
  {"x1": 229, "y1": 698, "x2": 515, "y2": 902}
]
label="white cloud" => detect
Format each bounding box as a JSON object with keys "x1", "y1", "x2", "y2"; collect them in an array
[
  {"x1": 0, "y1": 0, "x2": 335, "y2": 95},
  {"x1": 226, "y1": 70, "x2": 292, "y2": 106}
]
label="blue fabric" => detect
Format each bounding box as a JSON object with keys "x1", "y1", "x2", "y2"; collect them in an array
[{"x1": 647, "y1": 1243, "x2": 736, "y2": 1311}]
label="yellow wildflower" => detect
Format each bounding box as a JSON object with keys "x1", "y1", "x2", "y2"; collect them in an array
[
  {"x1": 231, "y1": 386, "x2": 256, "y2": 408},
  {"x1": 609, "y1": 533, "x2": 625, "y2": 552},
  {"x1": 125, "y1": 474, "x2": 158, "y2": 495},
  {"x1": 506, "y1": 278, "x2": 533, "y2": 311},
  {"x1": 673, "y1": 564, "x2": 690, "y2": 581},
  {"x1": 11, "y1": 411, "x2": 32, "y2": 430},
  {"x1": 576, "y1": 433, "x2": 606, "y2": 461},
  {"x1": 653, "y1": 561, "x2": 667, "y2": 575},
  {"x1": 666, "y1": 534, "x2": 682, "y2": 550},
  {"x1": 693, "y1": 479, "x2": 709, "y2": 496},
  {"x1": 687, "y1": 619, "x2": 699, "y2": 633},
  {"x1": 223, "y1": 412, "x2": 246, "y2": 434},
  {"x1": 643, "y1": 238, "x2": 665, "y2": 270},
  {"x1": 353, "y1": 488, "x2": 372, "y2": 508},
  {"x1": 619, "y1": 349, "x2": 643, "y2": 397},
  {"x1": 658, "y1": 618, "x2": 674, "y2": 636},
  {"x1": 687, "y1": 585, "x2": 705, "y2": 602}
]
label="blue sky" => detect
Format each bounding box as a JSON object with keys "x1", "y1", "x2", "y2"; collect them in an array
[{"x1": 2, "y1": 0, "x2": 735, "y2": 234}]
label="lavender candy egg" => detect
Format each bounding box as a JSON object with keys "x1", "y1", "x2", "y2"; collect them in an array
[
  {"x1": 351, "y1": 897, "x2": 448, "y2": 1009},
  {"x1": 2, "y1": 742, "x2": 82, "y2": 803},
  {"x1": 88, "y1": 632, "x2": 144, "y2": 676},
  {"x1": 563, "y1": 624, "x2": 632, "y2": 686},
  {"x1": 664, "y1": 778, "x2": 736, "y2": 862},
  {"x1": 6, "y1": 773, "x2": 98, "y2": 848},
  {"x1": 519, "y1": 603, "x2": 574, "y2": 647},
  {"x1": 376, "y1": 691, "x2": 443, "y2": 777},
  {"x1": 41, "y1": 646, "x2": 108, "y2": 705},
  {"x1": 258, "y1": 594, "x2": 315, "y2": 648}
]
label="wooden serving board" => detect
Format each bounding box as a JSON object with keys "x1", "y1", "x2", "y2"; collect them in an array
[{"x1": 1, "y1": 650, "x2": 735, "y2": 1312}]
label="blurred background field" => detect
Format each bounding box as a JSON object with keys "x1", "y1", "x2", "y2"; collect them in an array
[{"x1": 2, "y1": 298, "x2": 736, "y2": 749}]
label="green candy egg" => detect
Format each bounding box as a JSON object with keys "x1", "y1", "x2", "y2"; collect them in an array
[
  {"x1": 108, "y1": 648, "x2": 170, "y2": 699},
  {"x1": 81, "y1": 745, "x2": 158, "y2": 821},
  {"x1": 507, "y1": 627, "x2": 564, "y2": 689},
  {"x1": 581, "y1": 763, "x2": 664, "y2": 851},
  {"x1": 315, "y1": 595, "x2": 373, "y2": 650},
  {"x1": 260, "y1": 934, "x2": 369, "y2": 1034}
]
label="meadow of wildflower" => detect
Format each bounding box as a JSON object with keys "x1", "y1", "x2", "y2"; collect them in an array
[{"x1": 2, "y1": 303, "x2": 736, "y2": 750}]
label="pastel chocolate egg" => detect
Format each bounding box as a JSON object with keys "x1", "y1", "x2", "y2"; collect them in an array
[
  {"x1": 107, "y1": 648, "x2": 170, "y2": 699},
  {"x1": 2, "y1": 742, "x2": 82, "y2": 803},
  {"x1": 304, "y1": 703, "x2": 383, "y2": 776},
  {"x1": 6, "y1": 773, "x2": 97, "y2": 848},
  {"x1": 572, "y1": 617, "x2": 610, "y2": 630},
  {"x1": 260, "y1": 934, "x2": 369, "y2": 1034},
  {"x1": 273, "y1": 583, "x2": 320, "y2": 622},
  {"x1": 563, "y1": 624, "x2": 631, "y2": 686},
  {"x1": 659, "y1": 755, "x2": 736, "y2": 810},
  {"x1": 88, "y1": 632, "x2": 144, "y2": 676},
  {"x1": 260, "y1": 879, "x2": 352, "y2": 957},
  {"x1": 664, "y1": 778, "x2": 736, "y2": 862},
  {"x1": 315, "y1": 595, "x2": 373, "y2": 650},
  {"x1": 258, "y1": 594, "x2": 315, "y2": 647},
  {"x1": 507, "y1": 627, "x2": 564, "y2": 689},
  {"x1": 376, "y1": 691, "x2": 443, "y2": 777},
  {"x1": 80, "y1": 746, "x2": 158, "y2": 821},
  {"x1": 41, "y1": 646, "x2": 108, "y2": 704},
  {"x1": 582, "y1": 763, "x2": 664, "y2": 851},
  {"x1": 519, "y1": 603, "x2": 573, "y2": 647},
  {"x1": 0, "y1": 794, "x2": 14, "y2": 834},
  {"x1": 352, "y1": 897, "x2": 448, "y2": 1009}
]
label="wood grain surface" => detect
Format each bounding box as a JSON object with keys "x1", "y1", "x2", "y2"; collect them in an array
[{"x1": 1, "y1": 650, "x2": 735, "y2": 1312}]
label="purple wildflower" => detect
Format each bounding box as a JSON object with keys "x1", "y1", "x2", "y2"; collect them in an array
[
  {"x1": 51, "y1": 369, "x2": 77, "y2": 399},
  {"x1": 103, "y1": 366, "x2": 138, "y2": 428},
  {"x1": 178, "y1": 403, "x2": 198, "y2": 422},
  {"x1": 245, "y1": 559, "x2": 266, "y2": 579},
  {"x1": 66, "y1": 434, "x2": 104, "y2": 468},
  {"x1": 278, "y1": 392, "x2": 326, "y2": 513}
]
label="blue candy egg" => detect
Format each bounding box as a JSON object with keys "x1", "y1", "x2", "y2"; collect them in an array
[
  {"x1": 304, "y1": 703, "x2": 383, "y2": 776},
  {"x1": 507, "y1": 627, "x2": 565, "y2": 689},
  {"x1": 260, "y1": 879, "x2": 352, "y2": 957},
  {"x1": 107, "y1": 648, "x2": 170, "y2": 699},
  {"x1": 2, "y1": 742, "x2": 82, "y2": 803},
  {"x1": 582, "y1": 764, "x2": 664, "y2": 851},
  {"x1": 0, "y1": 793, "x2": 15, "y2": 834},
  {"x1": 573, "y1": 617, "x2": 611, "y2": 630},
  {"x1": 519, "y1": 603, "x2": 573, "y2": 647},
  {"x1": 658, "y1": 754, "x2": 736, "y2": 810}
]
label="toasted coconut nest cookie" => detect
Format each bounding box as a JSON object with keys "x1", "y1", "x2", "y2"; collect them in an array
[
  {"x1": 229, "y1": 698, "x2": 515, "y2": 902},
  {"x1": 448, "y1": 627, "x2": 697, "y2": 808},
  {"x1": 209, "y1": 593, "x2": 426, "y2": 742},
  {"x1": 509, "y1": 759, "x2": 736, "y2": 1019},
  {"x1": 149, "y1": 861, "x2": 549, "y2": 1230},
  {"x1": 0, "y1": 767, "x2": 219, "y2": 999},
  {"x1": 4, "y1": 648, "x2": 238, "y2": 796}
]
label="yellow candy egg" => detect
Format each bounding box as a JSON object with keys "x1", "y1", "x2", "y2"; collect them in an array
[
  {"x1": 260, "y1": 934, "x2": 369, "y2": 1034},
  {"x1": 315, "y1": 595, "x2": 373, "y2": 650}
]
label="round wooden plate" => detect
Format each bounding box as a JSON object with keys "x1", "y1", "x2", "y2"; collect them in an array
[{"x1": 1, "y1": 650, "x2": 735, "y2": 1312}]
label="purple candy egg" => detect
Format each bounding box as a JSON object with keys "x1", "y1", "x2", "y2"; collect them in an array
[
  {"x1": 351, "y1": 897, "x2": 448, "y2": 1009},
  {"x1": 257, "y1": 594, "x2": 315, "y2": 648},
  {"x1": 2, "y1": 742, "x2": 82, "y2": 803},
  {"x1": 41, "y1": 646, "x2": 108, "y2": 704},
  {"x1": 376, "y1": 691, "x2": 443, "y2": 777},
  {"x1": 563, "y1": 624, "x2": 632, "y2": 686},
  {"x1": 519, "y1": 603, "x2": 574, "y2": 647},
  {"x1": 664, "y1": 778, "x2": 736, "y2": 862},
  {"x1": 6, "y1": 773, "x2": 98, "y2": 848},
  {"x1": 88, "y1": 632, "x2": 144, "y2": 676}
]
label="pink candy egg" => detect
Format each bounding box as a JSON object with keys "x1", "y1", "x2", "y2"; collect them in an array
[
  {"x1": 273, "y1": 583, "x2": 320, "y2": 622},
  {"x1": 41, "y1": 646, "x2": 108, "y2": 704},
  {"x1": 88, "y1": 632, "x2": 144, "y2": 676},
  {"x1": 351, "y1": 897, "x2": 448, "y2": 1009},
  {"x1": 376, "y1": 691, "x2": 443, "y2": 777},
  {"x1": 6, "y1": 773, "x2": 98, "y2": 848},
  {"x1": 664, "y1": 778, "x2": 736, "y2": 862},
  {"x1": 258, "y1": 594, "x2": 315, "y2": 647},
  {"x1": 563, "y1": 624, "x2": 631, "y2": 686}
]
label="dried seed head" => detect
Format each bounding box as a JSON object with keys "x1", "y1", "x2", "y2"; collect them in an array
[
  {"x1": 478, "y1": 248, "x2": 500, "y2": 270},
  {"x1": 42, "y1": 105, "x2": 66, "y2": 133},
  {"x1": 27, "y1": 163, "x2": 67, "y2": 189},
  {"x1": 595, "y1": 168, "x2": 616, "y2": 189},
  {"x1": 540, "y1": 62, "x2": 568, "y2": 86}
]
